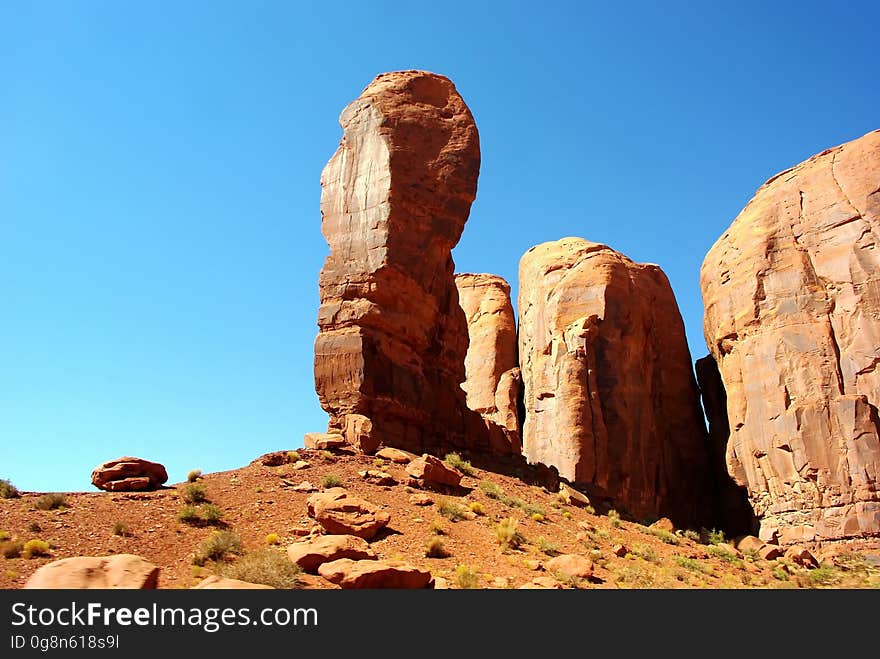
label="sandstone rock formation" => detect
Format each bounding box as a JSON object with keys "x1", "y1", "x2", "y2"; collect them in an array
[
  {"x1": 91, "y1": 457, "x2": 167, "y2": 492},
  {"x1": 193, "y1": 576, "x2": 274, "y2": 589},
  {"x1": 405, "y1": 454, "x2": 462, "y2": 488},
  {"x1": 317, "y1": 558, "x2": 432, "y2": 589},
  {"x1": 544, "y1": 554, "x2": 593, "y2": 580},
  {"x1": 518, "y1": 237, "x2": 716, "y2": 527},
  {"x1": 701, "y1": 129, "x2": 880, "y2": 544},
  {"x1": 455, "y1": 273, "x2": 522, "y2": 452},
  {"x1": 314, "y1": 70, "x2": 501, "y2": 456},
  {"x1": 307, "y1": 488, "x2": 390, "y2": 539},
  {"x1": 24, "y1": 554, "x2": 159, "y2": 589},
  {"x1": 286, "y1": 534, "x2": 376, "y2": 573}
]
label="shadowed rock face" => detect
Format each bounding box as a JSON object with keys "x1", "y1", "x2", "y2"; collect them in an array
[
  {"x1": 701, "y1": 129, "x2": 880, "y2": 544},
  {"x1": 314, "y1": 70, "x2": 497, "y2": 455},
  {"x1": 518, "y1": 237, "x2": 717, "y2": 528},
  {"x1": 455, "y1": 273, "x2": 521, "y2": 453}
]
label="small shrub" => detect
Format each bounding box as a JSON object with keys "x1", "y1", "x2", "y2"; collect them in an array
[
  {"x1": 646, "y1": 527, "x2": 680, "y2": 545},
  {"x1": 193, "y1": 530, "x2": 243, "y2": 566},
  {"x1": 22, "y1": 539, "x2": 51, "y2": 559},
  {"x1": 708, "y1": 545, "x2": 739, "y2": 564},
  {"x1": 524, "y1": 502, "x2": 547, "y2": 517},
  {"x1": 556, "y1": 492, "x2": 569, "y2": 505},
  {"x1": 255, "y1": 486, "x2": 263, "y2": 493},
  {"x1": 34, "y1": 493, "x2": 67, "y2": 511},
  {"x1": 585, "y1": 505, "x2": 596, "y2": 515},
  {"x1": 182, "y1": 483, "x2": 209, "y2": 504},
  {"x1": 112, "y1": 522, "x2": 131, "y2": 537},
  {"x1": 425, "y1": 537, "x2": 450, "y2": 558},
  {"x1": 530, "y1": 513, "x2": 545, "y2": 523},
  {"x1": 454, "y1": 564, "x2": 480, "y2": 589},
  {"x1": 187, "y1": 469, "x2": 202, "y2": 483},
  {"x1": 468, "y1": 501, "x2": 485, "y2": 516},
  {"x1": 178, "y1": 506, "x2": 201, "y2": 525},
  {"x1": 179, "y1": 503, "x2": 224, "y2": 527},
  {"x1": 772, "y1": 567, "x2": 789, "y2": 581},
  {"x1": 479, "y1": 481, "x2": 504, "y2": 500},
  {"x1": 683, "y1": 529, "x2": 700, "y2": 542},
  {"x1": 615, "y1": 564, "x2": 656, "y2": 588},
  {"x1": 318, "y1": 450, "x2": 335, "y2": 462},
  {"x1": 1, "y1": 540, "x2": 24, "y2": 559},
  {"x1": 631, "y1": 543, "x2": 658, "y2": 563},
  {"x1": 28, "y1": 522, "x2": 42, "y2": 533},
  {"x1": 217, "y1": 549, "x2": 301, "y2": 588},
  {"x1": 805, "y1": 565, "x2": 842, "y2": 587},
  {"x1": 437, "y1": 498, "x2": 467, "y2": 522},
  {"x1": 706, "y1": 528, "x2": 725, "y2": 545},
  {"x1": 537, "y1": 536, "x2": 559, "y2": 556},
  {"x1": 0, "y1": 531, "x2": 9, "y2": 541},
  {"x1": 321, "y1": 474, "x2": 342, "y2": 489},
  {"x1": 200, "y1": 504, "x2": 224, "y2": 525},
  {"x1": 495, "y1": 517, "x2": 525, "y2": 551},
  {"x1": 607, "y1": 509, "x2": 621, "y2": 527},
  {"x1": 265, "y1": 533, "x2": 281, "y2": 546},
  {"x1": 672, "y1": 555, "x2": 713, "y2": 575},
  {"x1": 0, "y1": 479, "x2": 20, "y2": 499},
  {"x1": 444, "y1": 453, "x2": 476, "y2": 476},
  {"x1": 429, "y1": 520, "x2": 447, "y2": 536},
  {"x1": 562, "y1": 511, "x2": 573, "y2": 520},
  {"x1": 287, "y1": 451, "x2": 301, "y2": 463}
]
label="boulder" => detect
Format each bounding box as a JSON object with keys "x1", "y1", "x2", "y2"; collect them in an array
[
  {"x1": 545, "y1": 554, "x2": 594, "y2": 580},
  {"x1": 193, "y1": 576, "x2": 273, "y2": 589},
  {"x1": 406, "y1": 454, "x2": 461, "y2": 488},
  {"x1": 650, "y1": 518, "x2": 675, "y2": 533},
  {"x1": 317, "y1": 558, "x2": 432, "y2": 589},
  {"x1": 701, "y1": 129, "x2": 880, "y2": 543},
  {"x1": 455, "y1": 272, "x2": 522, "y2": 453},
  {"x1": 785, "y1": 546, "x2": 819, "y2": 569},
  {"x1": 313, "y1": 70, "x2": 495, "y2": 457},
  {"x1": 377, "y1": 447, "x2": 416, "y2": 464},
  {"x1": 758, "y1": 544, "x2": 783, "y2": 561},
  {"x1": 409, "y1": 493, "x2": 433, "y2": 506},
  {"x1": 358, "y1": 470, "x2": 397, "y2": 486},
  {"x1": 286, "y1": 535, "x2": 377, "y2": 573},
  {"x1": 558, "y1": 483, "x2": 591, "y2": 508},
  {"x1": 518, "y1": 237, "x2": 717, "y2": 528},
  {"x1": 307, "y1": 489, "x2": 390, "y2": 539},
  {"x1": 303, "y1": 432, "x2": 346, "y2": 451},
  {"x1": 91, "y1": 457, "x2": 167, "y2": 492},
  {"x1": 735, "y1": 535, "x2": 764, "y2": 554},
  {"x1": 24, "y1": 554, "x2": 159, "y2": 589}
]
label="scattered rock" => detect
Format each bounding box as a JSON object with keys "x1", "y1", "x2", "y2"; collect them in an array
[
  {"x1": 716, "y1": 543, "x2": 742, "y2": 558},
  {"x1": 524, "y1": 559, "x2": 543, "y2": 571},
  {"x1": 377, "y1": 447, "x2": 416, "y2": 464},
  {"x1": 406, "y1": 455, "x2": 462, "y2": 488},
  {"x1": 650, "y1": 518, "x2": 675, "y2": 533},
  {"x1": 735, "y1": 535, "x2": 764, "y2": 554},
  {"x1": 292, "y1": 461, "x2": 311, "y2": 470},
  {"x1": 409, "y1": 493, "x2": 434, "y2": 506},
  {"x1": 303, "y1": 433, "x2": 346, "y2": 451},
  {"x1": 256, "y1": 451, "x2": 290, "y2": 467},
  {"x1": 558, "y1": 483, "x2": 591, "y2": 508},
  {"x1": 91, "y1": 457, "x2": 168, "y2": 492},
  {"x1": 193, "y1": 576, "x2": 273, "y2": 589},
  {"x1": 296, "y1": 573, "x2": 341, "y2": 590},
  {"x1": 518, "y1": 576, "x2": 564, "y2": 589},
  {"x1": 490, "y1": 576, "x2": 512, "y2": 589},
  {"x1": 292, "y1": 481, "x2": 318, "y2": 493},
  {"x1": 785, "y1": 546, "x2": 819, "y2": 569},
  {"x1": 545, "y1": 554, "x2": 593, "y2": 580},
  {"x1": 290, "y1": 528, "x2": 311, "y2": 537},
  {"x1": 358, "y1": 470, "x2": 397, "y2": 486},
  {"x1": 307, "y1": 489, "x2": 391, "y2": 539},
  {"x1": 318, "y1": 559, "x2": 432, "y2": 589},
  {"x1": 24, "y1": 555, "x2": 159, "y2": 589},
  {"x1": 432, "y1": 576, "x2": 449, "y2": 589},
  {"x1": 286, "y1": 535, "x2": 377, "y2": 573},
  {"x1": 612, "y1": 544, "x2": 628, "y2": 557}
]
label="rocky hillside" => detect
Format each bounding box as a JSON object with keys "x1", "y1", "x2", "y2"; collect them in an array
[{"x1": 1, "y1": 448, "x2": 878, "y2": 589}]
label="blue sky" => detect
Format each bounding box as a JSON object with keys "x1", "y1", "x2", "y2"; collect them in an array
[{"x1": 2, "y1": 1, "x2": 878, "y2": 491}]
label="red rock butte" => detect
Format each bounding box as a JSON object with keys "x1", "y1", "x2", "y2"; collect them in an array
[
  {"x1": 701, "y1": 129, "x2": 880, "y2": 544},
  {"x1": 314, "y1": 70, "x2": 510, "y2": 456}
]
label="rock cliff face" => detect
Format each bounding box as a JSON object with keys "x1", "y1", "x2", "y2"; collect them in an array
[
  {"x1": 455, "y1": 273, "x2": 521, "y2": 453},
  {"x1": 314, "y1": 70, "x2": 498, "y2": 455},
  {"x1": 518, "y1": 237, "x2": 716, "y2": 527},
  {"x1": 701, "y1": 130, "x2": 880, "y2": 544}
]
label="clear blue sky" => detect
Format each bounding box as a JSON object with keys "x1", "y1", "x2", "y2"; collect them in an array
[{"x1": 2, "y1": 1, "x2": 877, "y2": 492}]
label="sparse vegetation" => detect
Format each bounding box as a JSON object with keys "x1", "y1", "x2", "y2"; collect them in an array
[
  {"x1": 318, "y1": 450, "x2": 335, "y2": 462},
  {"x1": 187, "y1": 469, "x2": 202, "y2": 483},
  {"x1": 1, "y1": 539, "x2": 24, "y2": 559},
  {"x1": 444, "y1": 453, "x2": 476, "y2": 476},
  {"x1": 216, "y1": 549, "x2": 301, "y2": 588},
  {"x1": 802, "y1": 564, "x2": 843, "y2": 588},
  {"x1": 437, "y1": 498, "x2": 467, "y2": 522},
  {"x1": 646, "y1": 527, "x2": 680, "y2": 545},
  {"x1": 265, "y1": 533, "x2": 281, "y2": 546},
  {"x1": 182, "y1": 483, "x2": 209, "y2": 504},
  {"x1": 495, "y1": 517, "x2": 525, "y2": 551},
  {"x1": 454, "y1": 564, "x2": 480, "y2": 589},
  {"x1": 672, "y1": 555, "x2": 713, "y2": 575},
  {"x1": 562, "y1": 511, "x2": 573, "y2": 520},
  {"x1": 585, "y1": 505, "x2": 596, "y2": 515},
  {"x1": 34, "y1": 493, "x2": 67, "y2": 511},
  {"x1": 193, "y1": 530, "x2": 243, "y2": 566},
  {"x1": 706, "y1": 528, "x2": 725, "y2": 545},
  {"x1": 287, "y1": 451, "x2": 301, "y2": 463},
  {"x1": 479, "y1": 481, "x2": 504, "y2": 499},
  {"x1": 200, "y1": 504, "x2": 224, "y2": 524},
  {"x1": 22, "y1": 539, "x2": 51, "y2": 559},
  {"x1": 524, "y1": 503, "x2": 547, "y2": 518},
  {"x1": 0, "y1": 531, "x2": 9, "y2": 541},
  {"x1": 615, "y1": 563, "x2": 656, "y2": 588},
  {"x1": 607, "y1": 509, "x2": 621, "y2": 527},
  {"x1": 112, "y1": 522, "x2": 131, "y2": 537},
  {"x1": 772, "y1": 567, "x2": 789, "y2": 581},
  {"x1": 468, "y1": 501, "x2": 485, "y2": 516},
  {"x1": 321, "y1": 474, "x2": 342, "y2": 488},
  {"x1": 0, "y1": 479, "x2": 20, "y2": 499},
  {"x1": 630, "y1": 543, "x2": 659, "y2": 563},
  {"x1": 683, "y1": 529, "x2": 700, "y2": 542},
  {"x1": 537, "y1": 536, "x2": 559, "y2": 556},
  {"x1": 425, "y1": 537, "x2": 450, "y2": 558},
  {"x1": 530, "y1": 512, "x2": 545, "y2": 523},
  {"x1": 429, "y1": 520, "x2": 447, "y2": 536},
  {"x1": 178, "y1": 503, "x2": 224, "y2": 527},
  {"x1": 708, "y1": 545, "x2": 739, "y2": 564}
]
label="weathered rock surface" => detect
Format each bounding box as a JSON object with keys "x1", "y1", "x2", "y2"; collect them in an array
[
  {"x1": 317, "y1": 558, "x2": 432, "y2": 589},
  {"x1": 701, "y1": 129, "x2": 880, "y2": 543},
  {"x1": 286, "y1": 534, "x2": 377, "y2": 573},
  {"x1": 24, "y1": 554, "x2": 159, "y2": 589},
  {"x1": 307, "y1": 489, "x2": 391, "y2": 539},
  {"x1": 455, "y1": 273, "x2": 522, "y2": 452},
  {"x1": 376, "y1": 447, "x2": 416, "y2": 464},
  {"x1": 193, "y1": 576, "x2": 274, "y2": 589},
  {"x1": 91, "y1": 457, "x2": 167, "y2": 492},
  {"x1": 313, "y1": 70, "x2": 497, "y2": 456},
  {"x1": 518, "y1": 237, "x2": 716, "y2": 527},
  {"x1": 303, "y1": 432, "x2": 346, "y2": 451},
  {"x1": 405, "y1": 454, "x2": 462, "y2": 488},
  {"x1": 545, "y1": 554, "x2": 593, "y2": 580}
]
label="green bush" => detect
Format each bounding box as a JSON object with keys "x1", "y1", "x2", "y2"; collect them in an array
[
  {"x1": 34, "y1": 493, "x2": 67, "y2": 510},
  {"x1": 193, "y1": 530, "x2": 243, "y2": 566},
  {"x1": 216, "y1": 549, "x2": 301, "y2": 588},
  {"x1": 646, "y1": 527, "x2": 680, "y2": 545},
  {"x1": 607, "y1": 509, "x2": 621, "y2": 527},
  {"x1": 22, "y1": 539, "x2": 51, "y2": 559},
  {"x1": 178, "y1": 503, "x2": 224, "y2": 527},
  {"x1": 479, "y1": 481, "x2": 504, "y2": 500},
  {"x1": 537, "y1": 536, "x2": 559, "y2": 556},
  {"x1": 707, "y1": 545, "x2": 739, "y2": 564},
  {"x1": 182, "y1": 483, "x2": 209, "y2": 504},
  {"x1": 454, "y1": 564, "x2": 480, "y2": 589},
  {"x1": 672, "y1": 555, "x2": 713, "y2": 575},
  {"x1": 631, "y1": 543, "x2": 658, "y2": 563},
  {"x1": 1, "y1": 539, "x2": 24, "y2": 559},
  {"x1": 187, "y1": 470, "x2": 202, "y2": 483},
  {"x1": 287, "y1": 451, "x2": 301, "y2": 463},
  {"x1": 495, "y1": 517, "x2": 525, "y2": 550},
  {"x1": 706, "y1": 528, "x2": 725, "y2": 545},
  {"x1": 444, "y1": 453, "x2": 476, "y2": 476},
  {"x1": 0, "y1": 479, "x2": 20, "y2": 499},
  {"x1": 437, "y1": 498, "x2": 467, "y2": 522},
  {"x1": 321, "y1": 475, "x2": 342, "y2": 488}
]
